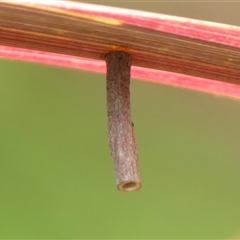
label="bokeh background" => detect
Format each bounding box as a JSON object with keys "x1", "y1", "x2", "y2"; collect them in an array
[{"x1": 1, "y1": 1, "x2": 240, "y2": 239}]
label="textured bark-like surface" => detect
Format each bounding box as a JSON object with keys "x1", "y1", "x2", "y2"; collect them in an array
[{"x1": 105, "y1": 51, "x2": 141, "y2": 192}]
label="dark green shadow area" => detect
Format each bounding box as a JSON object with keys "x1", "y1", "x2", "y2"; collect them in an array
[{"x1": 1, "y1": 59, "x2": 240, "y2": 239}]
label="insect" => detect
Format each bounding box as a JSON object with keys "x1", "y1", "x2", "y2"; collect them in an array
[{"x1": 105, "y1": 51, "x2": 141, "y2": 192}]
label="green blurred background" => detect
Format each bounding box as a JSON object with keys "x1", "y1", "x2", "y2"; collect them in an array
[{"x1": 1, "y1": 1, "x2": 240, "y2": 239}]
